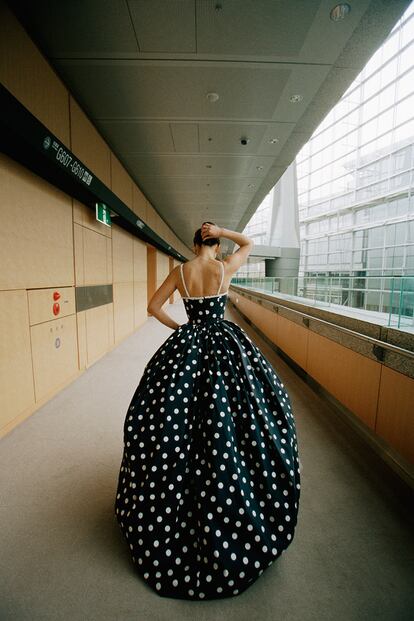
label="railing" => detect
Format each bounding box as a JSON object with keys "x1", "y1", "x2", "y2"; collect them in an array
[{"x1": 231, "y1": 275, "x2": 414, "y2": 330}]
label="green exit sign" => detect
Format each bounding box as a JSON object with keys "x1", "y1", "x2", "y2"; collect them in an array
[{"x1": 95, "y1": 202, "x2": 111, "y2": 227}]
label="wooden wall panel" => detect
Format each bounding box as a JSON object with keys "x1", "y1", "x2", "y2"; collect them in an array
[
  {"x1": 108, "y1": 303, "x2": 114, "y2": 346},
  {"x1": 0, "y1": 4, "x2": 192, "y2": 436},
  {"x1": 111, "y1": 154, "x2": 133, "y2": 209},
  {"x1": 76, "y1": 310, "x2": 87, "y2": 371},
  {"x1": 112, "y1": 226, "x2": 133, "y2": 283},
  {"x1": 27, "y1": 287, "x2": 75, "y2": 325},
  {"x1": 169, "y1": 257, "x2": 175, "y2": 304},
  {"x1": 376, "y1": 366, "x2": 414, "y2": 465},
  {"x1": 0, "y1": 290, "x2": 35, "y2": 433},
  {"x1": 73, "y1": 223, "x2": 85, "y2": 286},
  {"x1": 307, "y1": 331, "x2": 381, "y2": 430},
  {"x1": 0, "y1": 154, "x2": 73, "y2": 290},
  {"x1": 30, "y1": 314, "x2": 78, "y2": 401},
  {"x1": 85, "y1": 304, "x2": 114, "y2": 366},
  {"x1": 133, "y1": 238, "x2": 147, "y2": 328},
  {"x1": 113, "y1": 283, "x2": 134, "y2": 343},
  {"x1": 172, "y1": 260, "x2": 181, "y2": 303},
  {"x1": 83, "y1": 228, "x2": 111, "y2": 286},
  {"x1": 73, "y1": 199, "x2": 112, "y2": 238},
  {"x1": 0, "y1": 4, "x2": 69, "y2": 144},
  {"x1": 147, "y1": 246, "x2": 157, "y2": 310},
  {"x1": 277, "y1": 315, "x2": 308, "y2": 370},
  {"x1": 69, "y1": 96, "x2": 111, "y2": 186},
  {"x1": 146, "y1": 202, "x2": 159, "y2": 233},
  {"x1": 134, "y1": 282, "x2": 148, "y2": 329},
  {"x1": 133, "y1": 238, "x2": 147, "y2": 282},
  {"x1": 156, "y1": 251, "x2": 170, "y2": 302},
  {"x1": 253, "y1": 305, "x2": 277, "y2": 344}
]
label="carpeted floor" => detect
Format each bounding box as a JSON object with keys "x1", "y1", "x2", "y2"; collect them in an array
[{"x1": 1, "y1": 300, "x2": 413, "y2": 621}]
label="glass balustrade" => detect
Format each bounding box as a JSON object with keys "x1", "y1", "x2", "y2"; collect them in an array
[{"x1": 231, "y1": 274, "x2": 414, "y2": 331}]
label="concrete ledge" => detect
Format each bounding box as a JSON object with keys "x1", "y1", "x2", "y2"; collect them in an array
[{"x1": 231, "y1": 285, "x2": 414, "y2": 379}]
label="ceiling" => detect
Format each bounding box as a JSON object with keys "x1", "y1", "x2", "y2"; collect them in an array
[{"x1": 9, "y1": 0, "x2": 411, "y2": 254}]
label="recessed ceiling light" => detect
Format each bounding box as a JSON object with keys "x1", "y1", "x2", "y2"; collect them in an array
[
  {"x1": 330, "y1": 3, "x2": 351, "y2": 21},
  {"x1": 268, "y1": 138, "x2": 279, "y2": 144},
  {"x1": 206, "y1": 92, "x2": 219, "y2": 103},
  {"x1": 256, "y1": 166, "x2": 264, "y2": 171},
  {"x1": 289, "y1": 94, "x2": 303, "y2": 103}
]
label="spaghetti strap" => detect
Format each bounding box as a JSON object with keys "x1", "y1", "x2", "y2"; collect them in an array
[
  {"x1": 217, "y1": 261, "x2": 225, "y2": 294},
  {"x1": 180, "y1": 263, "x2": 190, "y2": 297}
]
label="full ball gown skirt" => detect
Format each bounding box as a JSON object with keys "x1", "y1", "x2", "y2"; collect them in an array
[{"x1": 114, "y1": 292, "x2": 301, "y2": 600}]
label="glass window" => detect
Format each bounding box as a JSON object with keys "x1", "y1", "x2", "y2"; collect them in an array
[
  {"x1": 406, "y1": 244, "x2": 414, "y2": 269},
  {"x1": 371, "y1": 203, "x2": 388, "y2": 221},
  {"x1": 339, "y1": 212, "x2": 353, "y2": 228},
  {"x1": 395, "y1": 196, "x2": 410, "y2": 216},
  {"x1": 397, "y1": 65, "x2": 414, "y2": 100},
  {"x1": 395, "y1": 93, "x2": 414, "y2": 126},
  {"x1": 399, "y1": 39, "x2": 414, "y2": 74},
  {"x1": 329, "y1": 215, "x2": 338, "y2": 231},
  {"x1": 355, "y1": 208, "x2": 369, "y2": 224},
  {"x1": 379, "y1": 81, "x2": 397, "y2": 110},
  {"x1": 386, "y1": 223, "x2": 396, "y2": 245},
  {"x1": 356, "y1": 156, "x2": 390, "y2": 188},
  {"x1": 391, "y1": 145, "x2": 412, "y2": 172},
  {"x1": 385, "y1": 247, "x2": 404, "y2": 269},
  {"x1": 356, "y1": 180, "x2": 389, "y2": 201},
  {"x1": 361, "y1": 92, "x2": 381, "y2": 123},
  {"x1": 366, "y1": 248, "x2": 384, "y2": 269},
  {"x1": 354, "y1": 230, "x2": 365, "y2": 249},
  {"x1": 364, "y1": 46, "x2": 384, "y2": 78},
  {"x1": 381, "y1": 35, "x2": 400, "y2": 71},
  {"x1": 393, "y1": 117, "x2": 414, "y2": 144},
  {"x1": 408, "y1": 221, "x2": 414, "y2": 242},
  {"x1": 389, "y1": 171, "x2": 410, "y2": 190},
  {"x1": 396, "y1": 222, "x2": 407, "y2": 245},
  {"x1": 308, "y1": 221, "x2": 320, "y2": 235},
  {"x1": 368, "y1": 226, "x2": 384, "y2": 247},
  {"x1": 401, "y1": 10, "x2": 414, "y2": 41}
]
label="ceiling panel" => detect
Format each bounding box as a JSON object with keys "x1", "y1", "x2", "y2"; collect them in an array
[
  {"x1": 129, "y1": 0, "x2": 196, "y2": 53},
  {"x1": 8, "y1": 0, "x2": 411, "y2": 254},
  {"x1": 56, "y1": 62, "x2": 293, "y2": 120},
  {"x1": 196, "y1": 0, "x2": 321, "y2": 57},
  {"x1": 98, "y1": 121, "x2": 175, "y2": 153},
  {"x1": 10, "y1": 0, "x2": 139, "y2": 57}
]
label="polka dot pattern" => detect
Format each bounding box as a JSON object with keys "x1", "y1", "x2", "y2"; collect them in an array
[{"x1": 115, "y1": 292, "x2": 301, "y2": 600}]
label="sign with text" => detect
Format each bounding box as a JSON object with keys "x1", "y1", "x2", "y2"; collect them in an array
[{"x1": 96, "y1": 202, "x2": 111, "y2": 227}]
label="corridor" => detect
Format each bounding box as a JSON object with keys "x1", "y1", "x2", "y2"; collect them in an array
[{"x1": 1, "y1": 300, "x2": 413, "y2": 621}]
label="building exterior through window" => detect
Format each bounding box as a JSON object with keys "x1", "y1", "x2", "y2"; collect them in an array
[{"x1": 240, "y1": 2, "x2": 414, "y2": 322}]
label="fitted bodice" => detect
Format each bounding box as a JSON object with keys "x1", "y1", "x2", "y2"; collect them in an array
[
  {"x1": 182, "y1": 293, "x2": 228, "y2": 324},
  {"x1": 180, "y1": 262, "x2": 228, "y2": 324}
]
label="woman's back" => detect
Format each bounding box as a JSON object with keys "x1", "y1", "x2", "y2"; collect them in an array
[{"x1": 179, "y1": 258, "x2": 232, "y2": 298}]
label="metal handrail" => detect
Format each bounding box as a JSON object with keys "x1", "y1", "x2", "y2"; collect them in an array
[
  {"x1": 232, "y1": 274, "x2": 414, "y2": 329},
  {"x1": 230, "y1": 285, "x2": 414, "y2": 360}
]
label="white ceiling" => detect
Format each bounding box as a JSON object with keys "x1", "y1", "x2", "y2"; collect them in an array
[{"x1": 10, "y1": 0, "x2": 411, "y2": 254}]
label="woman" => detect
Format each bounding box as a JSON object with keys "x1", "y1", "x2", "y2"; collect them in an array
[{"x1": 114, "y1": 222, "x2": 301, "y2": 600}]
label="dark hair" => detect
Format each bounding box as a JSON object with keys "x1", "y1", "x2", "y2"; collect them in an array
[{"x1": 193, "y1": 221, "x2": 221, "y2": 247}]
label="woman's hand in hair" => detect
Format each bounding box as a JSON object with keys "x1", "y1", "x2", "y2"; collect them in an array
[{"x1": 201, "y1": 222, "x2": 222, "y2": 240}]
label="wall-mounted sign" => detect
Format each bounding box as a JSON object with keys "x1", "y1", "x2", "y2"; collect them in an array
[
  {"x1": 0, "y1": 82, "x2": 187, "y2": 263},
  {"x1": 96, "y1": 202, "x2": 111, "y2": 227},
  {"x1": 43, "y1": 134, "x2": 94, "y2": 188}
]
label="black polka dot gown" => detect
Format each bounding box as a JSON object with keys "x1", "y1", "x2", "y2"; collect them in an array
[{"x1": 114, "y1": 261, "x2": 301, "y2": 600}]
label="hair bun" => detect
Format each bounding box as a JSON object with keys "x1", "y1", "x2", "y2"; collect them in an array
[{"x1": 193, "y1": 221, "x2": 220, "y2": 248}]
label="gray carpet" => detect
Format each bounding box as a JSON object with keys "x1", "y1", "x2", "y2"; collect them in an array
[{"x1": 1, "y1": 301, "x2": 413, "y2": 621}]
